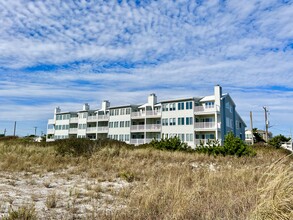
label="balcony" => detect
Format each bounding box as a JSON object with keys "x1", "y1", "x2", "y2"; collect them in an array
[
  {"x1": 87, "y1": 116, "x2": 97, "y2": 122},
  {"x1": 131, "y1": 125, "x2": 145, "y2": 131},
  {"x1": 194, "y1": 139, "x2": 216, "y2": 146},
  {"x1": 194, "y1": 122, "x2": 216, "y2": 130},
  {"x1": 145, "y1": 124, "x2": 161, "y2": 131},
  {"x1": 69, "y1": 117, "x2": 78, "y2": 123},
  {"x1": 131, "y1": 111, "x2": 161, "y2": 118},
  {"x1": 130, "y1": 138, "x2": 155, "y2": 145},
  {"x1": 97, "y1": 126, "x2": 109, "y2": 133},
  {"x1": 194, "y1": 106, "x2": 219, "y2": 114},
  {"x1": 69, "y1": 128, "x2": 78, "y2": 134},
  {"x1": 48, "y1": 119, "x2": 55, "y2": 124},
  {"x1": 97, "y1": 115, "x2": 109, "y2": 121},
  {"x1": 47, "y1": 129, "x2": 54, "y2": 134},
  {"x1": 86, "y1": 127, "x2": 97, "y2": 133}
]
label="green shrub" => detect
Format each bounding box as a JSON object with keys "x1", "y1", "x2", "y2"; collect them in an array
[
  {"x1": 4, "y1": 205, "x2": 37, "y2": 220},
  {"x1": 148, "y1": 137, "x2": 193, "y2": 152},
  {"x1": 268, "y1": 134, "x2": 291, "y2": 149},
  {"x1": 196, "y1": 133, "x2": 256, "y2": 157}
]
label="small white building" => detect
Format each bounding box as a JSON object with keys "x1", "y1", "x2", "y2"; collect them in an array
[{"x1": 47, "y1": 85, "x2": 246, "y2": 148}]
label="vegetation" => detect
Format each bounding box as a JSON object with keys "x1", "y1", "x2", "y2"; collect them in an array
[
  {"x1": 268, "y1": 134, "x2": 291, "y2": 149},
  {"x1": 0, "y1": 138, "x2": 291, "y2": 219},
  {"x1": 148, "y1": 136, "x2": 192, "y2": 152},
  {"x1": 196, "y1": 132, "x2": 256, "y2": 157}
]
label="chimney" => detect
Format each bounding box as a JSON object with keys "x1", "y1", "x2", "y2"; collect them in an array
[
  {"x1": 214, "y1": 85, "x2": 222, "y2": 107},
  {"x1": 83, "y1": 103, "x2": 90, "y2": 111},
  {"x1": 101, "y1": 100, "x2": 110, "y2": 112},
  {"x1": 54, "y1": 107, "x2": 61, "y2": 114},
  {"x1": 148, "y1": 93, "x2": 157, "y2": 107}
]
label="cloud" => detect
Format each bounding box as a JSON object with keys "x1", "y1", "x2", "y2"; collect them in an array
[{"x1": 0, "y1": 0, "x2": 293, "y2": 135}]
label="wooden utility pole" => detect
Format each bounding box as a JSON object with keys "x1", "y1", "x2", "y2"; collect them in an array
[
  {"x1": 34, "y1": 126, "x2": 37, "y2": 136},
  {"x1": 250, "y1": 111, "x2": 254, "y2": 145},
  {"x1": 263, "y1": 107, "x2": 269, "y2": 142},
  {"x1": 13, "y1": 121, "x2": 17, "y2": 136}
]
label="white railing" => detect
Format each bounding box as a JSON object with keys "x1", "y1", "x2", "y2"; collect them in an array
[
  {"x1": 194, "y1": 106, "x2": 219, "y2": 113},
  {"x1": 131, "y1": 111, "x2": 161, "y2": 118},
  {"x1": 195, "y1": 139, "x2": 216, "y2": 146},
  {"x1": 48, "y1": 119, "x2": 55, "y2": 124},
  {"x1": 70, "y1": 117, "x2": 78, "y2": 123},
  {"x1": 86, "y1": 127, "x2": 97, "y2": 133},
  {"x1": 97, "y1": 115, "x2": 109, "y2": 120},
  {"x1": 47, "y1": 129, "x2": 54, "y2": 134},
  {"x1": 281, "y1": 142, "x2": 293, "y2": 152},
  {"x1": 130, "y1": 138, "x2": 155, "y2": 145},
  {"x1": 97, "y1": 126, "x2": 109, "y2": 133},
  {"x1": 87, "y1": 116, "x2": 97, "y2": 121},
  {"x1": 131, "y1": 125, "x2": 145, "y2": 131},
  {"x1": 194, "y1": 122, "x2": 216, "y2": 129},
  {"x1": 69, "y1": 128, "x2": 78, "y2": 133},
  {"x1": 145, "y1": 124, "x2": 161, "y2": 131}
]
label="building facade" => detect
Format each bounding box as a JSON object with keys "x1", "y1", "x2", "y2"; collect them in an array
[{"x1": 47, "y1": 85, "x2": 246, "y2": 148}]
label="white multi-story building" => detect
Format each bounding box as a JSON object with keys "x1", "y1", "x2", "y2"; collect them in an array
[{"x1": 47, "y1": 85, "x2": 246, "y2": 148}]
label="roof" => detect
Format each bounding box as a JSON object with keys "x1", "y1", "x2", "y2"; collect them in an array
[
  {"x1": 160, "y1": 97, "x2": 201, "y2": 103},
  {"x1": 200, "y1": 95, "x2": 214, "y2": 102},
  {"x1": 108, "y1": 104, "x2": 140, "y2": 109}
]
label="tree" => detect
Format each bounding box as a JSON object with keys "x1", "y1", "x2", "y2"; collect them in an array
[
  {"x1": 268, "y1": 134, "x2": 291, "y2": 148},
  {"x1": 252, "y1": 128, "x2": 265, "y2": 143}
]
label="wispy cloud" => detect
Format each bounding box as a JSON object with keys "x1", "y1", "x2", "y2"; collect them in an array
[{"x1": 0, "y1": 0, "x2": 293, "y2": 136}]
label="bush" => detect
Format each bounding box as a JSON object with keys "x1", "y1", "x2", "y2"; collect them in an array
[
  {"x1": 148, "y1": 137, "x2": 193, "y2": 152},
  {"x1": 4, "y1": 205, "x2": 37, "y2": 220},
  {"x1": 196, "y1": 133, "x2": 256, "y2": 157},
  {"x1": 268, "y1": 134, "x2": 291, "y2": 149}
]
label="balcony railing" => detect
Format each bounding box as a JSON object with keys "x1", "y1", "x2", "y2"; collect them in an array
[
  {"x1": 194, "y1": 106, "x2": 219, "y2": 113},
  {"x1": 47, "y1": 129, "x2": 54, "y2": 134},
  {"x1": 194, "y1": 122, "x2": 216, "y2": 129},
  {"x1": 69, "y1": 128, "x2": 78, "y2": 133},
  {"x1": 131, "y1": 111, "x2": 161, "y2": 118},
  {"x1": 130, "y1": 138, "x2": 156, "y2": 145},
  {"x1": 97, "y1": 115, "x2": 109, "y2": 120},
  {"x1": 97, "y1": 126, "x2": 109, "y2": 133},
  {"x1": 131, "y1": 125, "x2": 145, "y2": 131},
  {"x1": 86, "y1": 127, "x2": 97, "y2": 133},
  {"x1": 145, "y1": 124, "x2": 161, "y2": 131},
  {"x1": 48, "y1": 119, "x2": 55, "y2": 124},
  {"x1": 194, "y1": 139, "x2": 216, "y2": 146},
  {"x1": 69, "y1": 117, "x2": 78, "y2": 123},
  {"x1": 87, "y1": 116, "x2": 97, "y2": 122}
]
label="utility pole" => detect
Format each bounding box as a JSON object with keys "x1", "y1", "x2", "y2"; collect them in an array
[
  {"x1": 34, "y1": 127, "x2": 37, "y2": 136},
  {"x1": 263, "y1": 106, "x2": 269, "y2": 143},
  {"x1": 13, "y1": 121, "x2": 17, "y2": 136},
  {"x1": 4, "y1": 128, "x2": 6, "y2": 136},
  {"x1": 250, "y1": 111, "x2": 254, "y2": 145}
]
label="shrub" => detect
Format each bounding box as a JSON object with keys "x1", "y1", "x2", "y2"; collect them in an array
[
  {"x1": 4, "y1": 205, "x2": 37, "y2": 220},
  {"x1": 149, "y1": 137, "x2": 193, "y2": 152},
  {"x1": 54, "y1": 138, "x2": 95, "y2": 157},
  {"x1": 196, "y1": 133, "x2": 256, "y2": 157},
  {"x1": 268, "y1": 134, "x2": 291, "y2": 149}
]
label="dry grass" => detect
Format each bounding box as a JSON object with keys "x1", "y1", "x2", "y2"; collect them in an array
[{"x1": 0, "y1": 141, "x2": 292, "y2": 219}]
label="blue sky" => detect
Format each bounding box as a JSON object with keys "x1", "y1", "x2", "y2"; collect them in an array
[{"x1": 0, "y1": 0, "x2": 293, "y2": 137}]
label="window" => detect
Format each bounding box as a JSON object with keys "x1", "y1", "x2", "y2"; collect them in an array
[
  {"x1": 162, "y1": 118, "x2": 168, "y2": 126},
  {"x1": 120, "y1": 108, "x2": 125, "y2": 115},
  {"x1": 205, "y1": 102, "x2": 214, "y2": 109},
  {"x1": 162, "y1": 104, "x2": 168, "y2": 111},
  {"x1": 169, "y1": 118, "x2": 176, "y2": 126},
  {"x1": 78, "y1": 124, "x2": 86, "y2": 129},
  {"x1": 178, "y1": 117, "x2": 184, "y2": 125},
  {"x1": 114, "y1": 135, "x2": 118, "y2": 140},
  {"x1": 178, "y1": 134, "x2": 185, "y2": 142},
  {"x1": 239, "y1": 122, "x2": 242, "y2": 128},
  {"x1": 120, "y1": 121, "x2": 124, "y2": 127},
  {"x1": 125, "y1": 121, "x2": 130, "y2": 127},
  {"x1": 110, "y1": 110, "x2": 114, "y2": 116},
  {"x1": 114, "y1": 122, "x2": 118, "y2": 128},
  {"x1": 56, "y1": 115, "x2": 62, "y2": 120},
  {"x1": 178, "y1": 102, "x2": 184, "y2": 110},
  {"x1": 119, "y1": 134, "x2": 124, "y2": 141},
  {"x1": 186, "y1": 101, "x2": 193, "y2": 110},
  {"x1": 109, "y1": 122, "x2": 114, "y2": 128},
  {"x1": 186, "y1": 133, "x2": 193, "y2": 142},
  {"x1": 125, "y1": 134, "x2": 130, "y2": 141},
  {"x1": 186, "y1": 117, "x2": 193, "y2": 125},
  {"x1": 169, "y1": 103, "x2": 176, "y2": 111},
  {"x1": 126, "y1": 108, "x2": 131, "y2": 115},
  {"x1": 114, "y1": 109, "x2": 119, "y2": 115}
]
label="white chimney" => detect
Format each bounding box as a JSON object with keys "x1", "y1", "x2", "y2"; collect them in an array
[
  {"x1": 148, "y1": 93, "x2": 157, "y2": 108},
  {"x1": 214, "y1": 85, "x2": 222, "y2": 107},
  {"x1": 101, "y1": 100, "x2": 110, "y2": 112},
  {"x1": 83, "y1": 103, "x2": 90, "y2": 111},
  {"x1": 54, "y1": 107, "x2": 61, "y2": 114}
]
